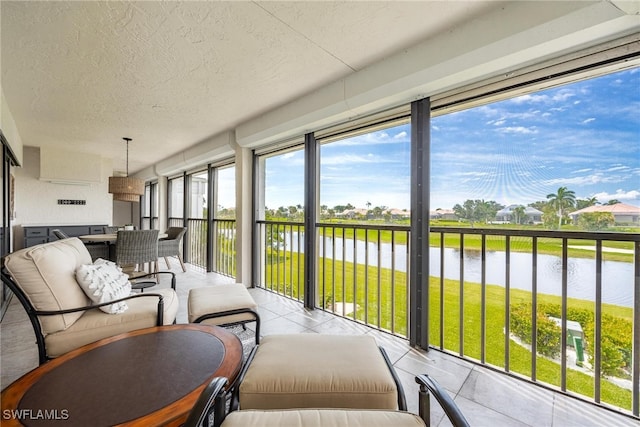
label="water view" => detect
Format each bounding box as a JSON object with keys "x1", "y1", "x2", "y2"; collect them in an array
[{"x1": 312, "y1": 236, "x2": 634, "y2": 307}]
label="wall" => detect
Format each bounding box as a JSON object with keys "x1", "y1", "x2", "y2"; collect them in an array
[
  {"x1": 12, "y1": 146, "x2": 113, "y2": 249},
  {"x1": 0, "y1": 86, "x2": 23, "y2": 165}
]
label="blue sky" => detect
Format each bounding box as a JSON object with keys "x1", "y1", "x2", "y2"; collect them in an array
[{"x1": 256, "y1": 67, "x2": 639, "y2": 211}]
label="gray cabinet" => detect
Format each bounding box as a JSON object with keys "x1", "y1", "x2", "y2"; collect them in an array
[{"x1": 23, "y1": 224, "x2": 107, "y2": 248}]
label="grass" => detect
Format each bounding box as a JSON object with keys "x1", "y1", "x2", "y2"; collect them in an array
[{"x1": 263, "y1": 250, "x2": 633, "y2": 410}]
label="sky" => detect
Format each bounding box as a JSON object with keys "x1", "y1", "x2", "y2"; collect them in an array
[{"x1": 229, "y1": 67, "x2": 640, "y2": 212}]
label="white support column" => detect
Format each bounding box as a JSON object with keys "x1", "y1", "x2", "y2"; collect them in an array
[
  {"x1": 157, "y1": 176, "x2": 168, "y2": 232},
  {"x1": 234, "y1": 141, "x2": 253, "y2": 286}
]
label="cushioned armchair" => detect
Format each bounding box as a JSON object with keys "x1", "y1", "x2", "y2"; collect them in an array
[
  {"x1": 184, "y1": 374, "x2": 470, "y2": 427},
  {"x1": 158, "y1": 227, "x2": 187, "y2": 271},
  {"x1": 1, "y1": 238, "x2": 179, "y2": 364},
  {"x1": 51, "y1": 228, "x2": 109, "y2": 261}
]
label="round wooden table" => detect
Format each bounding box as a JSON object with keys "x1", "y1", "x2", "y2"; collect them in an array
[{"x1": 1, "y1": 324, "x2": 243, "y2": 426}]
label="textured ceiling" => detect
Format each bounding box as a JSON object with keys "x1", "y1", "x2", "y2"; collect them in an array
[{"x1": 1, "y1": 1, "x2": 495, "y2": 174}]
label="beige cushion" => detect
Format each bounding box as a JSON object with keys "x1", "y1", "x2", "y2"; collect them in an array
[
  {"x1": 4, "y1": 238, "x2": 92, "y2": 333},
  {"x1": 239, "y1": 334, "x2": 398, "y2": 410},
  {"x1": 45, "y1": 288, "x2": 179, "y2": 358},
  {"x1": 222, "y1": 409, "x2": 425, "y2": 427},
  {"x1": 188, "y1": 284, "x2": 257, "y2": 325}
]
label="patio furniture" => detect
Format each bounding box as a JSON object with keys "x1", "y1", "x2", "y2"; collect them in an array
[
  {"x1": 115, "y1": 229, "x2": 172, "y2": 291},
  {"x1": 0, "y1": 237, "x2": 178, "y2": 364},
  {"x1": 188, "y1": 285, "x2": 260, "y2": 344},
  {"x1": 51, "y1": 228, "x2": 109, "y2": 261},
  {"x1": 184, "y1": 374, "x2": 470, "y2": 427},
  {"x1": 0, "y1": 325, "x2": 243, "y2": 427},
  {"x1": 237, "y1": 334, "x2": 406, "y2": 411},
  {"x1": 158, "y1": 226, "x2": 187, "y2": 271}
]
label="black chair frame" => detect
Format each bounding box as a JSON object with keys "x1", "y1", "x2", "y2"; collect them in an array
[
  {"x1": 192, "y1": 308, "x2": 261, "y2": 345},
  {"x1": 1, "y1": 264, "x2": 167, "y2": 365}
]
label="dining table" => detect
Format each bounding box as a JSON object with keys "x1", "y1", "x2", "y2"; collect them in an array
[
  {"x1": 0, "y1": 324, "x2": 244, "y2": 426},
  {"x1": 78, "y1": 232, "x2": 168, "y2": 243}
]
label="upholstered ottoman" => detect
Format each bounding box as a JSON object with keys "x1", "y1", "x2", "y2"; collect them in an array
[
  {"x1": 221, "y1": 409, "x2": 425, "y2": 426},
  {"x1": 238, "y1": 334, "x2": 405, "y2": 410},
  {"x1": 188, "y1": 285, "x2": 260, "y2": 343}
]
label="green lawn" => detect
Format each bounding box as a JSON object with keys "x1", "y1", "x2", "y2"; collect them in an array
[{"x1": 263, "y1": 251, "x2": 633, "y2": 410}]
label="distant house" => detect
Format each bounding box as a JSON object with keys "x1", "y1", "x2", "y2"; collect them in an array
[
  {"x1": 569, "y1": 203, "x2": 640, "y2": 224},
  {"x1": 495, "y1": 205, "x2": 543, "y2": 224},
  {"x1": 335, "y1": 208, "x2": 369, "y2": 219},
  {"x1": 430, "y1": 209, "x2": 457, "y2": 220},
  {"x1": 385, "y1": 208, "x2": 411, "y2": 219}
]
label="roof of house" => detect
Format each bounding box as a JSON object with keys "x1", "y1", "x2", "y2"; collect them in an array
[
  {"x1": 496, "y1": 205, "x2": 543, "y2": 215},
  {"x1": 569, "y1": 203, "x2": 640, "y2": 216}
]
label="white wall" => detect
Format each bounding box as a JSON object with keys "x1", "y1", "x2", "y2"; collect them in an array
[
  {"x1": 1, "y1": 86, "x2": 23, "y2": 165},
  {"x1": 12, "y1": 146, "x2": 113, "y2": 249}
]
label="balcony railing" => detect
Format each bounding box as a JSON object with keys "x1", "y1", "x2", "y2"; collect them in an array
[
  {"x1": 212, "y1": 218, "x2": 236, "y2": 277},
  {"x1": 168, "y1": 217, "x2": 236, "y2": 276},
  {"x1": 254, "y1": 220, "x2": 639, "y2": 418}
]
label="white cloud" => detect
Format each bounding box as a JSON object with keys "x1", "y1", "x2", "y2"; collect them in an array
[
  {"x1": 581, "y1": 118, "x2": 595, "y2": 124},
  {"x1": 542, "y1": 174, "x2": 608, "y2": 186},
  {"x1": 321, "y1": 153, "x2": 392, "y2": 165},
  {"x1": 496, "y1": 126, "x2": 537, "y2": 134},
  {"x1": 607, "y1": 165, "x2": 630, "y2": 172},
  {"x1": 591, "y1": 189, "x2": 640, "y2": 202},
  {"x1": 572, "y1": 168, "x2": 593, "y2": 174}
]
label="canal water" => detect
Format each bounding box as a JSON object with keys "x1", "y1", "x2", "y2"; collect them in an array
[{"x1": 310, "y1": 236, "x2": 635, "y2": 308}]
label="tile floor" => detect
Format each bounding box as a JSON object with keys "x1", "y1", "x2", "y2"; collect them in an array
[{"x1": 1, "y1": 265, "x2": 637, "y2": 426}]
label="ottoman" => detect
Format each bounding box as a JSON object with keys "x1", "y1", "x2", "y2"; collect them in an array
[
  {"x1": 188, "y1": 285, "x2": 260, "y2": 344},
  {"x1": 238, "y1": 334, "x2": 406, "y2": 410}
]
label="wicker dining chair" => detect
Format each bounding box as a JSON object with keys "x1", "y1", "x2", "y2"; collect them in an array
[
  {"x1": 158, "y1": 227, "x2": 187, "y2": 272},
  {"x1": 115, "y1": 230, "x2": 166, "y2": 291}
]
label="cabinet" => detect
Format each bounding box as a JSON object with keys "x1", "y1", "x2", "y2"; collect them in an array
[{"x1": 23, "y1": 224, "x2": 107, "y2": 248}]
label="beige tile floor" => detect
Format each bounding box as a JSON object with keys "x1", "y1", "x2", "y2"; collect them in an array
[{"x1": 1, "y1": 265, "x2": 637, "y2": 426}]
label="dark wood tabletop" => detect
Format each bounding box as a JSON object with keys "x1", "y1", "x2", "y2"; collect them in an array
[{"x1": 1, "y1": 324, "x2": 243, "y2": 427}]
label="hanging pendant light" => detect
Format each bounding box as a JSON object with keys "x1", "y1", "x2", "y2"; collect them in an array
[{"x1": 108, "y1": 137, "x2": 144, "y2": 202}]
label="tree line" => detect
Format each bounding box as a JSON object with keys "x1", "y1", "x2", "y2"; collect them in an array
[{"x1": 452, "y1": 186, "x2": 621, "y2": 230}]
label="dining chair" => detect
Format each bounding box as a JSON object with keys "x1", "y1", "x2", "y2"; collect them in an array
[
  {"x1": 115, "y1": 230, "x2": 164, "y2": 291},
  {"x1": 52, "y1": 229, "x2": 109, "y2": 261},
  {"x1": 158, "y1": 227, "x2": 187, "y2": 271}
]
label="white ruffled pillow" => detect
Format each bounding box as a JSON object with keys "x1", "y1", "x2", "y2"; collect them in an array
[{"x1": 76, "y1": 259, "x2": 132, "y2": 314}]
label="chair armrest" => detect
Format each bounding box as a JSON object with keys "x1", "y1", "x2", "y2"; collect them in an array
[
  {"x1": 35, "y1": 293, "x2": 166, "y2": 325},
  {"x1": 415, "y1": 374, "x2": 470, "y2": 427},
  {"x1": 183, "y1": 377, "x2": 229, "y2": 427},
  {"x1": 132, "y1": 270, "x2": 176, "y2": 290},
  {"x1": 378, "y1": 346, "x2": 407, "y2": 411},
  {"x1": 230, "y1": 344, "x2": 259, "y2": 411}
]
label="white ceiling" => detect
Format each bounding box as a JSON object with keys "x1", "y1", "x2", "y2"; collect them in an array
[
  {"x1": 2, "y1": 1, "x2": 638, "y2": 176},
  {"x1": 1, "y1": 1, "x2": 497, "y2": 174}
]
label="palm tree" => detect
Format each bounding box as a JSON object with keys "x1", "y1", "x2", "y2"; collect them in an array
[
  {"x1": 513, "y1": 205, "x2": 526, "y2": 224},
  {"x1": 546, "y1": 186, "x2": 576, "y2": 229}
]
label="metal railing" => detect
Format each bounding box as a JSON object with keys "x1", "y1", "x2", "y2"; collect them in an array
[
  {"x1": 256, "y1": 220, "x2": 306, "y2": 301},
  {"x1": 254, "y1": 220, "x2": 639, "y2": 418},
  {"x1": 429, "y1": 227, "x2": 639, "y2": 417},
  {"x1": 186, "y1": 218, "x2": 207, "y2": 271},
  {"x1": 168, "y1": 217, "x2": 236, "y2": 276},
  {"x1": 212, "y1": 219, "x2": 236, "y2": 277}
]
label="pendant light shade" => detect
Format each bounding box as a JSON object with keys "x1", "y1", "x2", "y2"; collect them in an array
[{"x1": 108, "y1": 137, "x2": 144, "y2": 202}]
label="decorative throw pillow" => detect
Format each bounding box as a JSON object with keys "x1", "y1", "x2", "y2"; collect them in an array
[{"x1": 76, "y1": 258, "x2": 132, "y2": 314}]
